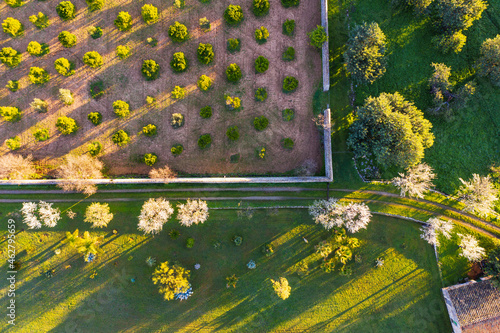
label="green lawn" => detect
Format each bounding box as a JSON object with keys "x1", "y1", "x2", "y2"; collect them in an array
[
  {"x1": 1, "y1": 202, "x2": 451, "y2": 332},
  {"x1": 328, "y1": 0, "x2": 500, "y2": 193}
]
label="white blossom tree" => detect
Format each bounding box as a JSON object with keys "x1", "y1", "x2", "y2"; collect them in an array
[
  {"x1": 392, "y1": 163, "x2": 435, "y2": 199},
  {"x1": 309, "y1": 199, "x2": 372, "y2": 233},
  {"x1": 457, "y1": 174, "x2": 498, "y2": 217},
  {"x1": 21, "y1": 202, "x2": 41, "y2": 229},
  {"x1": 38, "y1": 201, "x2": 61, "y2": 227},
  {"x1": 177, "y1": 199, "x2": 209, "y2": 227},
  {"x1": 149, "y1": 165, "x2": 177, "y2": 183},
  {"x1": 57, "y1": 155, "x2": 103, "y2": 196},
  {"x1": 138, "y1": 198, "x2": 174, "y2": 235},
  {"x1": 458, "y1": 233, "x2": 485, "y2": 262},
  {"x1": 309, "y1": 198, "x2": 344, "y2": 230},
  {"x1": 420, "y1": 217, "x2": 453, "y2": 246},
  {"x1": 0, "y1": 154, "x2": 36, "y2": 180},
  {"x1": 20, "y1": 201, "x2": 61, "y2": 229},
  {"x1": 84, "y1": 203, "x2": 114, "y2": 228},
  {"x1": 341, "y1": 202, "x2": 372, "y2": 233}
]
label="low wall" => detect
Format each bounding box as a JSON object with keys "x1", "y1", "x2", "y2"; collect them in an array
[{"x1": 321, "y1": 0, "x2": 330, "y2": 92}]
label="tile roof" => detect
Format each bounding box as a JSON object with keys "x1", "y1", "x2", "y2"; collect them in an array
[{"x1": 446, "y1": 279, "x2": 500, "y2": 328}]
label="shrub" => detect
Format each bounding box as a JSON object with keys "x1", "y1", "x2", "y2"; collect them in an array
[
  {"x1": 432, "y1": 31, "x2": 466, "y2": 54},
  {"x1": 225, "y1": 95, "x2": 241, "y2": 110},
  {"x1": 197, "y1": 75, "x2": 212, "y2": 91},
  {"x1": 255, "y1": 56, "x2": 269, "y2": 73},
  {"x1": 114, "y1": 11, "x2": 132, "y2": 31},
  {"x1": 308, "y1": 25, "x2": 327, "y2": 48},
  {"x1": 283, "y1": 19, "x2": 295, "y2": 35},
  {"x1": 5, "y1": 136, "x2": 21, "y2": 150},
  {"x1": 199, "y1": 17, "x2": 210, "y2": 31},
  {"x1": 200, "y1": 106, "x2": 212, "y2": 118},
  {"x1": 170, "y1": 52, "x2": 188, "y2": 72},
  {"x1": 54, "y1": 58, "x2": 75, "y2": 76},
  {"x1": 86, "y1": 0, "x2": 104, "y2": 12},
  {"x1": 113, "y1": 100, "x2": 130, "y2": 118},
  {"x1": 56, "y1": 1, "x2": 76, "y2": 20},
  {"x1": 116, "y1": 45, "x2": 130, "y2": 59},
  {"x1": 283, "y1": 76, "x2": 298, "y2": 92},
  {"x1": 143, "y1": 153, "x2": 158, "y2": 166},
  {"x1": 87, "y1": 112, "x2": 102, "y2": 125},
  {"x1": 281, "y1": 138, "x2": 294, "y2": 149},
  {"x1": 253, "y1": 116, "x2": 269, "y2": 130},
  {"x1": 255, "y1": 88, "x2": 268, "y2": 101},
  {"x1": 56, "y1": 116, "x2": 78, "y2": 135},
  {"x1": 224, "y1": 5, "x2": 243, "y2": 25},
  {"x1": 281, "y1": 0, "x2": 299, "y2": 7},
  {"x1": 0, "y1": 107, "x2": 21, "y2": 122},
  {"x1": 33, "y1": 128, "x2": 50, "y2": 142},
  {"x1": 255, "y1": 26, "x2": 269, "y2": 43},
  {"x1": 83, "y1": 51, "x2": 103, "y2": 68},
  {"x1": 344, "y1": 22, "x2": 386, "y2": 84},
  {"x1": 168, "y1": 21, "x2": 189, "y2": 42},
  {"x1": 232, "y1": 235, "x2": 243, "y2": 246},
  {"x1": 0, "y1": 47, "x2": 21, "y2": 67},
  {"x1": 59, "y1": 88, "x2": 74, "y2": 105},
  {"x1": 27, "y1": 41, "x2": 49, "y2": 57},
  {"x1": 226, "y1": 63, "x2": 242, "y2": 82},
  {"x1": 141, "y1": 4, "x2": 159, "y2": 24},
  {"x1": 146, "y1": 37, "x2": 158, "y2": 47},
  {"x1": 112, "y1": 130, "x2": 130, "y2": 146},
  {"x1": 171, "y1": 86, "x2": 186, "y2": 99},
  {"x1": 282, "y1": 108, "x2": 294, "y2": 121},
  {"x1": 227, "y1": 38, "x2": 241, "y2": 52},
  {"x1": 29, "y1": 12, "x2": 50, "y2": 29},
  {"x1": 186, "y1": 238, "x2": 195, "y2": 248},
  {"x1": 2, "y1": 18, "x2": 23, "y2": 37},
  {"x1": 29, "y1": 67, "x2": 50, "y2": 85},
  {"x1": 282, "y1": 46, "x2": 295, "y2": 61},
  {"x1": 226, "y1": 126, "x2": 240, "y2": 141},
  {"x1": 143, "y1": 124, "x2": 157, "y2": 136},
  {"x1": 31, "y1": 98, "x2": 48, "y2": 113},
  {"x1": 58, "y1": 31, "x2": 77, "y2": 48},
  {"x1": 478, "y1": 35, "x2": 500, "y2": 86},
  {"x1": 6, "y1": 80, "x2": 19, "y2": 92},
  {"x1": 253, "y1": 0, "x2": 270, "y2": 16},
  {"x1": 262, "y1": 243, "x2": 274, "y2": 257},
  {"x1": 5, "y1": 0, "x2": 23, "y2": 8},
  {"x1": 169, "y1": 229, "x2": 180, "y2": 239},
  {"x1": 146, "y1": 96, "x2": 156, "y2": 105},
  {"x1": 142, "y1": 60, "x2": 160, "y2": 80},
  {"x1": 88, "y1": 26, "x2": 103, "y2": 39},
  {"x1": 257, "y1": 146, "x2": 266, "y2": 159},
  {"x1": 197, "y1": 43, "x2": 214, "y2": 65},
  {"x1": 171, "y1": 113, "x2": 184, "y2": 128},
  {"x1": 152, "y1": 261, "x2": 191, "y2": 300},
  {"x1": 198, "y1": 134, "x2": 212, "y2": 149},
  {"x1": 171, "y1": 144, "x2": 183, "y2": 156},
  {"x1": 90, "y1": 81, "x2": 105, "y2": 99}
]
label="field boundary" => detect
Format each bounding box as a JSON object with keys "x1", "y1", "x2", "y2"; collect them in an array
[{"x1": 0, "y1": 110, "x2": 333, "y2": 186}]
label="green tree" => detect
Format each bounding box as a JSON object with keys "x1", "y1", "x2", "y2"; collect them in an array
[
  {"x1": 168, "y1": 21, "x2": 189, "y2": 42},
  {"x1": 143, "y1": 153, "x2": 158, "y2": 166},
  {"x1": 6, "y1": 80, "x2": 19, "y2": 92},
  {"x1": 115, "y1": 11, "x2": 132, "y2": 31},
  {"x1": 281, "y1": 0, "x2": 299, "y2": 7},
  {"x1": 142, "y1": 60, "x2": 160, "y2": 80},
  {"x1": 2, "y1": 17, "x2": 23, "y2": 37},
  {"x1": 197, "y1": 43, "x2": 214, "y2": 64},
  {"x1": 253, "y1": 0, "x2": 270, "y2": 16},
  {"x1": 307, "y1": 25, "x2": 327, "y2": 48},
  {"x1": 86, "y1": 0, "x2": 104, "y2": 11},
  {"x1": 29, "y1": 12, "x2": 50, "y2": 29},
  {"x1": 56, "y1": 116, "x2": 78, "y2": 135},
  {"x1": 152, "y1": 261, "x2": 191, "y2": 301},
  {"x1": 29, "y1": 67, "x2": 50, "y2": 85},
  {"x1": 112, "y1": 130, "x2": 130, "y2": 146},
  {"x1": 198, "y1": 134, "x2": 212, "y2": 149},
  {"x1": 224, "y1": 5, "x2": 243, "y2": 25},
  {"x1": 347, "y1": 92, "x2": 434, "y2": 169},
  {"x1": 27, "y1": 41, "x2": 49, "y2": 56},
  {"x1": 436, "y1": 0, "x2": 487, "y2": 32},
  {"x1": 254, "y1": 116, "x2": 269, "y2": 130},
  {"x1": 255, "y1": 26, "x2": 269, "y2": 43},
  {"x1": 116, "y1": 45, "x2": 130, "y2": 59},
  {"x1": 197, "y1": 75, "x2": 212, "y2": 91},
  {"x1": 226, "y1": 63, "x2": 242, "y2": 82},
  {"x1": 0, "y1": 107, "x2": 21, "y2": 122},
  {"x1": 283, "y1": 19, "x2": 295, "y2": 36},
  {"x1": 344, "y1": 22, "x2": 386, "y2": 84},
  {"x1": 484, "y1": 246, "x2": 500, "y2": 288},
  {"x1": 0, "y1": 47, "x2": 21, "y2": 68},
  {"x1": 255, "y1": 56, "x2": 269, "y2": 73},
  {"x1": 58, "y1": 31, "x2": 77, "y2": 48},
  {"x1": 56, "y1": 1, "x2": 76, "y2": 20},
  {"x1": 478, "y1": 35, "x2": 500, "y2": 86},
  {"x1": 170, "y1": 52, "x2": 188, "y2": 72},
  {"x1": 226, "y1": 126, "x2": 240, "y2": 141},
  {"x1": 54, "y1": 58, "x2": 75, "y2": 76},
  {"x1": 87, "y1": 112, "x2": 102, "y2": 125},
  {"x1": 83, "y1": 51, "x2": 103, "y2": 68},
  {"x1": 113, "y1": 100, "x2": 130, "y2": 118},
  {"x1": 141, "y1": 4, "x2": 159, "y2": 24},
  {"x1": 143, "y1": 124, "x2": 157, "y2": 136}
]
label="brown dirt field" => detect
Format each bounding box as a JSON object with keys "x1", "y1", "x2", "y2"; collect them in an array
[{"x1": 0, "y1": 0, "x2": 323, "y2": 177}]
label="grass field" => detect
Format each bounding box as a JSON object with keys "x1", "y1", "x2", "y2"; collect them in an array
[
  {"x1": 328, "y1": 0, "x2": 500, "y2": 193},
  {"x1": 1, "y1": 203, "x2": 452, "y2": 332}
]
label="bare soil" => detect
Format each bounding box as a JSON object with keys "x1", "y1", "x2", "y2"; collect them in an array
[{"x1": 0, "y1": 0, "x2": 323, "y2": 176}]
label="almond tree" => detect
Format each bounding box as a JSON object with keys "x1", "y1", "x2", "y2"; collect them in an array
[
  {"x1": 138, "y1": 198, "x2": 174, "y2": 234},
  {"x1": 57, "y1": 155, "x2": 103, "y2": 196},
  {"x1": 20, "y1": 202, "x2": 41, "y2": 229},
  {"x1": 457, "y1": 174, "x2": 498, "y2": 217},
  {"x1": 20, "y1": 201, "x2": 61, "y2": 228},
  {"x1": 392, "y1": 163, "x2": 436, "y2": 199},
  {"x1": 149, "y1": 165, "x2": 177, "y2": 183},
  {"x1": 84, "y1": 203, "x2": 114, "y2": 228},
  {"x1": 176, "y1": 199, "x2": 209, "y2": 227},
  {"x1": 0, "y1": 154, "x2": 36, "y2": 180},
  {"x1": 341, "y1": 202, "x2": 372, "y2": 233},
  {"x1": 420, "y1": 217, "x2": 453, "y2": 246},
  {"x1": 458, "y1": 234, "x2": 485, "y2": 262},
  {"x1": 38, "y1": 201, "x2": 61, "y2": 227},
  {"x1": 309, "y1": 198, "x2": 344, "y2": 230}
]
